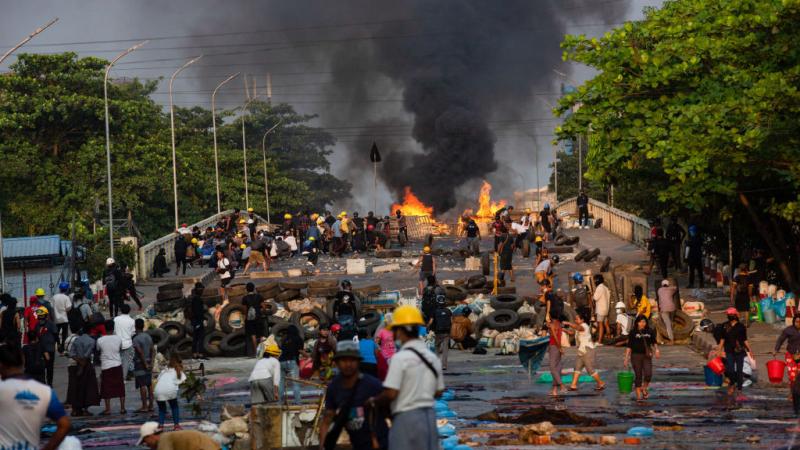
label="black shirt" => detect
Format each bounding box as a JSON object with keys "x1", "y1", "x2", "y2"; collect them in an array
[
  {"x1": 243, "y1": 292, "x2": 264, "y2": 322},
  {"x1": 653, "y1": 237, "x2": 671, "y2": 259},
  {"x1": 324, "y1": 374, "x2": 388, "y2": 450},
  {"x1": 190, "y1": 295, "x2": 205, "y2": 325},
  {"x1": 335, "y1": 291, "x2": 357, "y2": 318},
  {"x1": 465, "y1": 222, "x2": 479, "y2": 238},
  {"x1": 547, "y1": 292, "x2": 564, "y2": 321},
  {"x1": 628, "y1": 328, "x2": 656, "y2": 354},
  {"x1": 666, "y1": 223, "x2": 685, "y2": 242},
  {"x1": 722, "y1": 322, "x2": 748, "y2": 354},
  {"x1": 352, "y1": 217, "x2": 365, "y2": 231},
  {"x1": 279, "y1": 333, "x2": 304, "y2": 362}
]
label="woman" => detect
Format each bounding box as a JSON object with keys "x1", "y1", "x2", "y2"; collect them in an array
[
  {"x1": 633, "y1": 285, "x2": 651, "y2": 319},
  {"x1": 357, "y1": 328, "x2": 379, "y2": 377},
  {"x1": 249, "y1": 344, "x2": 281, "y2": 404},
  {"x1": 153, "y1": 354, "x2": 187, "y2": 430},
  {"x1": 731, "y1": 264, "x2": 753, "y2": 326},
  {"x1": 717, "y1": 307, "x2": 753, "y2": 397},
  {"x1": 774, "y1": 314, "x2": 800, "y2": 402},
  {"x1": 0, "y1": 294, "x2": 21, "y2": 345},
  {"x1": 624, "y1": 315, "x2": 660, "y2": 401},
  {"x1": 546, "y1": 291, "x2": 566, "y2": 397},
  {"x1": 565, "y1": 314, "x2": 605, "y2": 391},
  {"x1": 374, "y1": 313, "x2": 396, "y2": 364},
  {"x1": 497, "y1": 232, "x2": 515, "y2": 282},
  {"x1": 215, "y1": 249, "x2": 233, "y2": 301}
]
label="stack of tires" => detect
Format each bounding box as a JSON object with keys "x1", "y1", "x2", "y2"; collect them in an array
[
  {"x1": 473, "y1": 294, "x2": 527, "y2": 335},
  {"x1": 154, "y1": 283, "x2": 185, "y2": 313}
]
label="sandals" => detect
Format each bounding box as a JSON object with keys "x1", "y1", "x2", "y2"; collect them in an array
[{"x1": 595, "y1": 384, "x2": 606, "y2": 391}]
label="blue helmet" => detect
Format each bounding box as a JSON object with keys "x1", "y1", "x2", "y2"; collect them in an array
[
  {"x1": 543, "y1": 203, "x2": 550, "y2": 209},
  {"x1": 572, "y1": 273, "x2": 584, "y2": 283},
  {"x1": 58, "y1": 281, "x2": 70, "y2": 292},
  {"x1": 688, "y1": 225, "x2": 698, "y2": 237}
]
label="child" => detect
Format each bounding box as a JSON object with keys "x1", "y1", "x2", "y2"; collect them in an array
[{"x1": 153, "y1": 354, "x2": 186, "y2": 430}]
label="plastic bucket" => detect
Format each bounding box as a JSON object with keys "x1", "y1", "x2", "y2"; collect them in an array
[
  {"x1": 704, "y1": 365, "x2": 723, "y2": 386},
  {"x1": 763, "y1": 308, "x2": 777, "y2": 324},
  {"x1": 707, "y1": 356, "x2": 725, "y2": 375},
  {"x1": 617, "y1": 371, "x2": 634, "y2": 393},
  {"x1": 767, "y1": 359, "x2": 786, "y2": 383}
]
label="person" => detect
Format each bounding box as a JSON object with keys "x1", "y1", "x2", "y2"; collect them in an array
[
  {"x1": 624, "y1": 315, "x2": 660, "y2": 401},
  {"x1": 717, "y1": 307, "x2": 753, "y2": 397},
  {"x1": 491, "y1": 215, "x2": 507, "y2": 251},
  {"x1": 450, "y1": 309, "x2": 475, "y2": 349},
  {"x1": 570, "y1": 273, "x2": 592, "y2": 325},
  {"x1": 534, "y1": 255, "x2": 554, "y2": 287},
  {"x1": 686, "y1": 225, "x2": 704, "y2": 288},
  {"x1": 374, "y1": 313, "x2": 396, "y2": 364},
  {"x1": 774, "y1": 314, "x2": 800, "y2": 403},
  {"x1": 0, "y1": 294, "x2": 20, "y2": 345},
  {"x1": 123, "y1": 267, "x2": 143, "y2": 311},
  {"x1": 249, "y1": 343, "x2": 281, "y2": 404},
  {"x1": 420, "y1": 275, "x2": 444, "y2": 324},
  {"x1": 367, "y1": 305, "x2": 443, "y2": 450},
  {"x1": 133, "y1": 318, "x2": 155, "y2": 413},
  {"x1": 331, "y1": 214, "x2": 345, "y2": 257},
  {"x1": 215, "y1": 249, "x2": 234, "y2": 301},
  {"x1": 657, "y1": 279, "x2": 678, "y2": 341},
  {"x1": 320, "y1": 341, "x2": 388, "y2": 450},
  {"x1": 35, "y1": 307, "x2": 58, "y2": 386},
  {"x1": 0, "y1": 344, "x2": 71, "y2": 450},
  {"x1": 242, "y1": 235, "x2": 269, "y2": 274},
  {"x1": 577, "y1": 189, "x2": 589, "y2": 229},
  {"x1": 312, "y1": 325, "x2": 337, "y2": 383},
  {"x1": 174, "y1": 234, "x2": 189, "y2": 276},
  {"x1": 651, "y1": 229, "x2": 672, "y2": 279},
  {"x1": 357, "y1": 328, "x2": 379, "y2": 377},
  {"x1": 396, "y1": 209, "x2": 408, "y2": 246},
  {"x1": 153, "y1": 248, "x2": 170, "y2": 278},
  {"x1": 242, "y1": 283, "x2": 264, "y2": 357},
  {"x1": 136, "y1": 421, "x2": 220, "y2": 450},
  {"x1": 52, "y1": 281, "x2": 72, "y2": 353},
  {"x1": 539, "y1": 204, "x2": 552, "y2": 240},
  {"x1": 23, "y1": 330, "x2": 46, "y2": 383},
  {"x1": 97, "y1": 320, "x2": 126, "y2": 415},
  {"x1": 564, "y1": 314, "x2": 605, "y2": 391},
  {"x1": 731, "y1": 264, "x2": 753, "y2": 326},
  {"x1": 428, "y1": 294, "x2": 452, "y2": 370},
  {"x1": 415, "y1": 246, "x2": 437, "y2": 296},
  {"x1": 154, "y1": 354, "x2": 186, "y2": 430},
  {"x1": 546, "y1": 291, "x2": 566, "y2": 397},
  {"x1": 104, "y1": 258, "x2": 125, "y2": 317},
  {"x1": 592, "y1": 274, "x2": 610, "y2": 344},
  {"x1": 633, "y1": 285, "x2": 651, "y2": 319},
  {"x1": 114, "y1": 303, "x2": 136, "y2": 379},
  {"x1": 462, "y1": 218, "x2": 481, "y2": 255},
  {"x1": 665, "y1": 217, "x2": 686, "y2": 270},
  {"x1": 497, "y1": 232, "x2": 515, "y2": 282},
  {"x1": 69, "y1": 324, "x2": 101, "y2": 416},
  {"x1": 280, "y1": 324, "x2": 307, "y2": 403},
  {"x1": 615, "y1": 302, "x2": 632, "y2": 338},
  {"x1": 187, "y1": 283, "x2": 207, "y2": 360},
  {"x1": 23, "y1": 294, "x2": 47, "y2": 343}
]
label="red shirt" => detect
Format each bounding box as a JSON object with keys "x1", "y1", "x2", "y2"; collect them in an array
[{"x1": 549, "y1": 321, "x2": 562, "y2": 346}]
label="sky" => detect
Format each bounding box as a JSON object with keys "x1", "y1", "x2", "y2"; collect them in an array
[{"x1": 1, "y1": 0, "x2": 663, "y2": 215}]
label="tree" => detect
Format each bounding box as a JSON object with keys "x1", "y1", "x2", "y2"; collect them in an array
[{"x1": 555, "y1": 0, "x2": 800, "y2": 289}]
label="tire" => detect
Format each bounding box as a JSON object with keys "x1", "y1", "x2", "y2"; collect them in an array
[
  {"x1": 185, "y1": 312, "x2": 215, "y2": 336},
  {"x1": 565, "y1": 236, "x2": 580, "y2": 246},
  {"x1": 444, "y1": 285, "x2": 468, "y2": 302},
  {"x1": 158, "y1": 282, "x2": 183, "y2": 292},
  {"x1": 585, "y1": 248, "x2": 601, "y2": 262},
  {"x1": 219, "y1": 303, "x2": 247, "y2": 334},
  {"x1": 574, "y1": 249, "x2": 590, "y2": 262},
  {"x1": 202, "y1": 295, "x2": 223, "y2": 308},
  {"x1": 554, "y1": 235, "x2": 569, "y2": 246},
  {"x1": 375, "y1": 249, "x2": 402, "y2": 258},
  {"x1": 600, "y1": 256, "x2": 612, "y2": 273},
  {"x1": 354, "y1": 284, "x2": 381, "y2": 297},
  {"x1": 467, "y1": 275, "x2": 487, "y2": 289},
  {"x1": 294, "y1": 308, "x2": 330, "y2": 339},
  {"x1": 522, "y1": 239, "x2": 531, "y2": 258},
  {"x1": 593, "y1": 218, "x2": 603, "y2": 229},
  {"x1": 172, "y1": 337, "x2": 194, "y2": 358},
  {"x1": 490, "y1": 294, "x2": 523, "y2": 311},
  {"x1": 220, "y1": 331, "x2": 246, "y2": 356},
  {"x1": 146, "y1": 328, "x2": 170, "y2": 349},
  {"x1": 203, "y1": 331, "x2": 225, "y2": 356},
  {"x1": 454, "y1": 278, "x2": 467, "y2": 287},
  {"x1": 256, "y1": 281, "x2": 279, "y2": 293},
  {"x1": 159, "y1": 321, "x2": 187, "y2": 343},
  {"x1": 496, "y1": 286, "x2": 516, "y2": 295},
  {"x1": 259, "y1": 287, "x2": 281, "y2": 301},
  {"x1": 662, "y1": 310, "x2": 694, "y2": 340},
  {"x1": 227, "y1": 284, "x2": 248, "y2": 296},
  {"x1": 518, "y1": 312, "x2": 537, "y2": 328},
  {"x1": 276, "y1": 289, "x2": 301, "y2": 303},
  {"x1": 157, "y1": 289, "x2": 183, "y2": 302},
  {"x1": 154, "y1": 298, "x2": 186, "y2": 313},
  {"x1": 485, "y1": 310, "x2": 520, "y2": 332},
  {"x1": 308, "y1": 279, "x2": 338, "y2": 289},
  {"x1": 308, "y1": 287, "x2": 338, "y2": 298},
  {"x1": 358, "y1": 311, "x2": 381, "y2": 329},
  {"x1": 270, "y1": 321, "x2": 305, "y2": 341},
  {"x1": 279, "y1": 281, "x2": 308, "y2": 291},
  {"x1": 481, "y1": 253, "x2": 491, "y2": 276},
  {"x1": 202, "y1": 286, "x2": 220, "y2": 297},
  {"x1": 262, "y1": 301, "x2": 278, "y2": 316}
]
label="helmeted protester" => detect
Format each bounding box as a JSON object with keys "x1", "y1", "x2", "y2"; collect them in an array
[
  {"x1": 136, "y1": 421, "x2": 219, "y2": 449},
  {"x1": 249, "y1": 343, "x2": 281, "y2": 404}
]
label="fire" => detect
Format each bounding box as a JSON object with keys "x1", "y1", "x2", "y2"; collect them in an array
[
  {"x1": 391, "y1": 186, "x2": 434, "y2": 217},
  {"x1": 465, "y1": 181, "x2": 506, "y2": 220}
]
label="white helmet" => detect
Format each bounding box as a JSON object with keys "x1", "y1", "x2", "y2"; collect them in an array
[
  {"x1": 106, "y1": 257, "x2": 115, "y2": 266},
  {"x1": 614, "y1": 301, "x2": 626, "y2": 310}
]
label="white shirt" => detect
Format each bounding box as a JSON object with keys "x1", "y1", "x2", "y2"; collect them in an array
[
  {"x1": 575, "y1": 323, "x2": 595, "y2": 355},
  {"x1": 383, "y1": 339, "x2": 444, "y2": 414},
  {"x1": 51, "y1": 293, "x2": 72, "y2": 324},
  {"x1": 285, "y1": 236, "x2": 298, "y2": 251},
  {"x1": 113, "y1": 314, "x2": 136, "y2": 349},
  {"x1": 218, "y1": 258, "x2": 232, "y2": 279},
  {"x1": 593, "y1": 283, "x2": 611, "y2": 316},
  {"x1": 511, "y1": 222, "x2": 527, "y2": 234},
  {"x1": 535, "y1": 259, "x2": 552, "y2": 274},
  {"x1": 617, "y1": 313, "x2": 631, "y2": 335},
  {"x1": 0, "y1": 377, "x2": 65, "y2": 449},
  {"x1": 96, "y1": 334, "x2": 123, "y2": 370},
  {"x1": 248, "y1": 357, "x2": 281, "y2": 385},
  {"x1": 154, "y1": 368, "x2": 187, "y2": 401}
]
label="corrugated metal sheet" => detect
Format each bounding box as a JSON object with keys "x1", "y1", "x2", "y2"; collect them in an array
[{"x1": 2, "y1": 235, "x2": 62, "y2": 259}]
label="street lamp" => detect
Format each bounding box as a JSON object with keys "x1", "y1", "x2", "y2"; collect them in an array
[
  {"x1": 0, "y1": 18, "x2": 58, "y2": 65},
  {"x1": 169, "y1": 55, "x2": 202, "y2": 230},
  {"x1": 211, "y1": 73, "x2": 239, "y2": 214},
  {"x1": 104, "y1": 40, "x2": 148, "y2": 259},
  {"x1": 241, "y1": 96, "x2": 258, "y2": 210},
  {"x1": 261, "y1": 119, "x2": 283, "y2": 223}
]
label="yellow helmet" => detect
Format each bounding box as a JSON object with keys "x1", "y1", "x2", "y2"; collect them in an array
[
  {"x1": 239, "y1": 218, "x2": 246, "y2": 224},
  {"x1": 310, "y1": 213, "x2": 319, "y2": 220},
  {"x1": 191, "y1": 238, "x2": 198, "y2": 244},
  {"x1": 423, "y1": 246, "x2": 431, "y2": 254},
  {"x1": 525, "y1": 208, "x2": 532, "y2": 214},
  {"x1": 389, "y1": 305, "x2": 424, "y2": 329},
  {"x1": 535, "y1": 236, "x2": 543, "y2": 243},
  {"x1": 247, "y1": 207, "x2": 254, "y2": 213},
  {"x1": 264, "y1": 343, "x2": 281, "y2": 357},
  {"x1": 240, "y1": 244, "x2": 247, "y2": 249},
  {"x1": 236, "y1": 233, "x2": 242, "y2": 238},
  {"x1": 284, "y1": 213, "x2": 292, "y2": 220},
  {"x1": 309, "y1": 236, "x2": 316, "y2": 241},
  {"x1": 316, "y1": 217, "x2": 325, "y2": 225},
  {"x1": 339, "y1": 211, "x2": 348, "y2": 217},
  {"x1": 35, "y1": 288, "x2": 46, "y2": 297},
  {"x1": 35, "y1": 306, "x2": 49, "y2": 317}
]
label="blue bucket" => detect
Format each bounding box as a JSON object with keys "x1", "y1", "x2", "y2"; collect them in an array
[{"x1": 704, "y1": 365, "x2": 723, "y2": 386}]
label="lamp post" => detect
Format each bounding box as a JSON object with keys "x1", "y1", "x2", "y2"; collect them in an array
[
  {"x1": 0, "y1": 18, "x2": 58, "y2": 65},
  {"x1": 211, "y1": 73, "x2": 239, "y2": 214},
  {"x1": 169, "y1": 55, "x2": 202, "y2": 230},
  {"x1": 104, "y1": 40, "x2": 148, "y2": 259},
  {"x1": 261, "y1": 119, "x2": 283, "y2": 223},
  {"x1": 241, "y1": 96, "x2": 258, "y2": 210}
]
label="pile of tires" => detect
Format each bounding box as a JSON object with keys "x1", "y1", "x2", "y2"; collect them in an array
[
  {"x1": 473, "y1": 294, "x2": 534, "y2": 335},
  {"x1": 154, "y1": 283, "x2": 185, "y2": 314}
]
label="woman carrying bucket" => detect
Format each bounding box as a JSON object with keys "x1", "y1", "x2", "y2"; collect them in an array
[
  {"x1": 717, "y1": 308, "x2": 754, "y2": 398},
  {"x1": 624, "y1": 315, "x2": 659, "y2": 401},
  {"x1": 773, "y1": 314, "x2": 800, "y2": 404}
]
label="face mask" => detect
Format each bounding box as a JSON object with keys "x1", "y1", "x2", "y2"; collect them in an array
[{"x1": 727, "y1": 315, "x2": 737, "y2": 321}]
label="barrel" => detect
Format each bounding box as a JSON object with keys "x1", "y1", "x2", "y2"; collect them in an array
[
  {"x1": 704, "y1": 365, "x2": 723, "y2": 386},
  {"x1": 617, "y1": 371, "x2": 634, "y2": 393}
]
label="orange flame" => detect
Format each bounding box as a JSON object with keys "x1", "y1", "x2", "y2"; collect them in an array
[
  {"x1": 391, "y1": 186, "x2": 434, "y2": 217},
  {"x1": 465, "y1": 181, "x2": 506, "y2": 220}
]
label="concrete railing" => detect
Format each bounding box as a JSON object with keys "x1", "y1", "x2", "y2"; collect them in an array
[{"x1": 556, "y1": 197, "x2": 650, "y2": 248}]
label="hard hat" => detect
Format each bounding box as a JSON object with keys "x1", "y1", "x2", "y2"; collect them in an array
[
  {"x1": 543, "y1": 203, "x2": 550, "y2": 209},
  {"x1": 191, "y1": 238, "x2": 198, "y2": 244},
  {"x1": 423, "y1": 246, "x2": 431, "y2": 254},
  {"x1": 341, "y1": 279, "x2": 352, "y2": 289},
  {"x1": 236, "y1": 233, "x2": 242, "y2": 238},
  {"x1": 136, "y1": 421, "x2": 160, "y2": 446},
  {"x1": 239, "y1": 218, "x2": 246, "y2": 224},
  {"x1": 284, "y1": 213, "x2": 292, "y2": 219},
  {"x1": 58, "y1": 282, "x2": 70, "y2": 291},
  {"x1": 367, "y1": 224, "x2": 375, "y2": 231},
  {"x1": 572, "y1": 273, "x2": 584, "y2": 283},
  {"x1": 308, "y1": 236, "x2": 316, "y2": 241},
  {"x1": 551, "y1": 255, "x2": 560, "y2": 264},
  {"x1": 331, "y1": 324, "x2": 342, "y2": 333},
  {"x1": 35, "y1": 306, "x2": 48, "y2": 316},
  {"x1": 535, "y1": 236, "x2": 543, "y2": 243},
  {"x1": 389, "y1": 305, "x2": 425, "y2": 329},
  {"x1": 316, "y1": 217, "x2": 325, "y2": 225},
  {"x1": 688, "y1": 224, "x2": 698, "y2": 236},
  {"x1": 525, "y1": 208, "x2": 532, "y2": 214},
  {"x1": 614, "y1": 301, "x2": 626, "y2": 310},
  {"x1": 264, "y1": 343, "x2": 281, "y2": 357},
  {"x1": 725, "y1": 307, "x2": 739, "y2": 316},
  {"x1": 699, "y1": 318, "x2": 714, "y2": 332},
  {"x1": 106, "y1": 257, "x2": 115, "y2": 266},
  {"x1": 339, "y1": 211, "x2": 348, "y2": 217},
  {"x1": 310, "y1": 213, "x2": 319, "y2": 220},
  {"x1": 240, "y1": 244, "x2": 247, "y2": 249},
  {"x1": 35, "y1": 288, "x2": 46, "y2": 297},
  {"x1": 435, "y1": 294, "x2": 446, "y2": 305},
  {"x1": 247, "y1": 207, "x2": 254, "y2": 212},
  {"x1": 333, "y1": 340, "x2": 362, "y2": 360}
]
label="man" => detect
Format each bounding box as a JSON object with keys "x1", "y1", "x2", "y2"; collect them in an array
[
  {"x1": 492, "y1": 215, "x2": 507, "y2": 251},
  {"x1": 52, "y1": 281, "x2": 72, "y2": 353},
  {"x1": 249, "y1": 343, "x2": 281, "y2": 404},
  {"x1": 415, "y1": 246, "x2": 437, "y2": 296},
  {"x1": 716, "y1": 308, "x2": 754, "y2": 397},
  {"x1": 114, "y1": 303, "x2": 136, "y2": 380},
  {"x1": 137, "y1": 421, "x2": 220, "y2": 449},
  {"x1": 539, "y1": 203, "x2": 552, "y2": 240},
  {"x1": 665, "y1": 217, "x2": 686, "y2": 270},
  {"x1": 242, "y1": 235, "x2": 269, "y2": 274},
  {"x1": 237, "y1": 218, "x2": 251, "y2": 242},
  {"x1": 333, "y1": 280, "x2": 358, "y2": 340},
  {"x1": 242, "y1": 283, "x2": 265, "y2": 357},
  {"x1": 497, "y1": 232, "x2": 515, "y2": 282},
  {"x1": 23, "y1": 293, "x2": 47, "y2": 343},
  {"x1": 280, "y1": 324, "x2": 308, "y2": 403},
  {"x1": 133, "y1": 318, "x2": 155, "y2": 413},
  {"x1": 23, "y1": 330, "x2": 46, "y2": 383},
  {"x1": 69, "y1": 324, "x2": 100, "y2": 416},
  {"x1": 420, "y1": 275, "x2": 444, "y2": 324},
  {"x1": 461, "y1": 218, "x2": 481, "y2": 255},
  {"x1": 351, "y1": 211, "x2": 366, "y2": 253},
  {"x1": 686, "y1": 225, "x2": 704, "y2": 288},
  {"x1": 593, "y1": 274, "x2": 611, "y2": 344},
  {"x1": 396, "y1": 209, "x2": 408, "y2": 246},
  {"x1": 657, "y1": 279, "x2": 678, "y2": 342},
  {"x1": 534, "y1": 254, "x2": 554, "y2": 288},
  {"x1": 0, "y1": 345, "x2": 71, "y2": 450},
  {"x1": 331, "y1": 214, "x2": 344, "y2": 257},
  {"x1": 36, "y1": 307, "x2": 58, "y2": 386},
  {"x1": 368, "y1": 305, "x2": 443, "y2": 450},
  {"x1": 320, "y1": 341, "x2": 388, "y2": 450},
  {"x1": 173, "y1": 234, "x2": 189, "y2": 276},
  {"x1": 775, "y1": 314, "x2": 800, "y2": 396},
  {"x1": 188, "y1": 284, "x2": 208, "y2": 360},
  {"x1": 428, "y1": 294, "x2": 452, "y2": 370},
  {"x1": 651, "y1": 229, "x2": 672, "y2": 279},
  {"x1": 450, "y1": 309, "x2": 475, "y2": 349},
  {"x1": 104, "y1": 257, "x2": 125, "y2": 317},
  {"x1": 577, "y1": 189, "x2": 590, "y2": 229},
  {"x1": 97, "y1": 320, "x2": 126, "y2": 415},
  {"x1": 33, "y1": 288, "x2": 54, "y2": 315},
  {"x1": 570, "y1": 273, "x2": 592, "y2": 324}
]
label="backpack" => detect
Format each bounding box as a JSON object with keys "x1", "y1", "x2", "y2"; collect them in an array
[
  {"x1": 67, "y1": 307, "x2": 85, "y2": 333},
  {"x1": 104, "y1": 270, "x2": 118, "y2": 291},
  {"x1": 434, "y1": 307, "x2": 452, "y2": 334},
  {"x1": 573, "y1": 286, "x2": 589, "y2": 308}
]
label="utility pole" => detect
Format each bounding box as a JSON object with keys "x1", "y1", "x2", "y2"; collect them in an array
[
  {"x1": 577, "y1": 134, "x2": 583, "y2": 192},
  {"x1": 261, "y1": 119, "x2": 283, "y2": 224},
  {"x1": 0, "y1": 18, "x2": 58, "y2": 65},
  {"x1": 241, "y1": 96, "x2": 257, "y2": 210},
  {"x1": 211, "y1": 73, "x2": 239, "y2": 214}
]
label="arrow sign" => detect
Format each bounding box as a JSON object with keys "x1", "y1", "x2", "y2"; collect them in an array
[{"x1": 370, "y1": 142, "x2": 381, "y2": 163}]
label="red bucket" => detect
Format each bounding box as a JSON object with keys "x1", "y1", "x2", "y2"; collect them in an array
[
  {"x1": 767, "y1": 359, "x2": 787, "y2": 383},
  {"x1": 707, "y1": 356, "x2": 725, "y2": 375}
]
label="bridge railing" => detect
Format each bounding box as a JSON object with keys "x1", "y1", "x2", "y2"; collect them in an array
[{"x1": 556, "y1": 197, "x2": 650, "y2": 248}]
